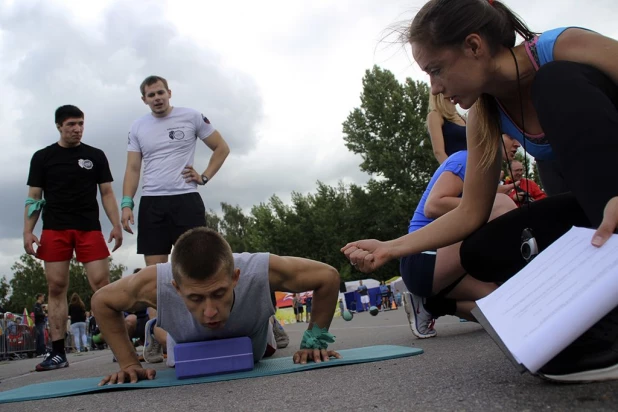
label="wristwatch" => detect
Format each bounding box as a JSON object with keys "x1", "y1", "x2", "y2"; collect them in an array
[{"x1": 201, "y1": 174, "x2": 209, "y2": 185}]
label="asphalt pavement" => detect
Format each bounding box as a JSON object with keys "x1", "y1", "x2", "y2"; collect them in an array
[{"x1": 0, "y1": 310, "x2": 616, "y2": 411}]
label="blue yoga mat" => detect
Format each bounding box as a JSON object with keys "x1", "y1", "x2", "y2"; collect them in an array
[{"x1": 0, "y1": 345, "x2": 422, "y2": 404}]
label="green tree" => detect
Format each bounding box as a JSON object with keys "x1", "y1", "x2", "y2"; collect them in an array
[
  {"x1": 6, "y1": 255, "x2": 125, "y2": 313},
  {"x1": 0, "y1": 276, "x2": 11, "y2": 310},
  {"x1": 340, "y1": 65, "x2": 436, "y2": 280},
  {"x1": 205, "y1": 208, "x2": 222, "y2": 232},
  {"x1": 342, "y1": 65, "x2": 435, "y2": 195},
  {"x1": 247, "y1": 195, "x2": 297, "y2": 256},
  {"x1": 7, "y1": 255, "x2": 46, "y2": 313},
  {"x1": 220, "y1": 203, "x2": 254, "y2": 253}
]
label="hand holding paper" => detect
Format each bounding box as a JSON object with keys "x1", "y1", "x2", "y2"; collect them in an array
[{"x1": 476, "y1": 226, "x2": 618, "y2": 373}]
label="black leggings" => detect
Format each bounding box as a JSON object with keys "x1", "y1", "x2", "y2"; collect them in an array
[
  {"x1": 461, "y1": 61, "x2": 618, "y2": 283},
  {"x1": 460, "y1": 193, "x2": 590, "y2": 282},
  {"x1": 534, "y1": 61, "x2": 618, "y2": 226}
]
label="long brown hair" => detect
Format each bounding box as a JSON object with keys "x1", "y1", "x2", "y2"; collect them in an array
[
  {"x1": 406, "y1": 0, "x2": 536, "y2": 169},
  {"x1": 69, "y1": 292, "x2": 85, "y2": 311}
]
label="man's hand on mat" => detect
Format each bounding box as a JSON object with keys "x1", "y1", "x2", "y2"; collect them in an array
[
  {"x1": 592, "y1": 196, "x2": 618, "y2": 247},
  {"x1": 293, "y1": 349, "x2": 342, "y2": 364},
  {"x1": 341, "y1": 239, "x2": 389, "y2": 273},
  {"x1": 98, "y1": 365, "x2": 156, "y2": 386}
]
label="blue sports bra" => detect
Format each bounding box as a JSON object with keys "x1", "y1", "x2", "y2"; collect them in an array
[{"x1": 497, "y1": 27, "x2": 574, "y2": 161}]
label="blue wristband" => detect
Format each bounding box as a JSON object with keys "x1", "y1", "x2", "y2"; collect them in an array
[
  {"x1": 300, "y1": 325, "x2": 336, "y2": 350},
  {"x1": 25, "y1": 197, "x2": 46, "y2": 218},
  {"x1": 121, "y1": 196, "x2": 134, "y2": 210}
]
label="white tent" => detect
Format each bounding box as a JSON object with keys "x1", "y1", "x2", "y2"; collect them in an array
[
  {"x1": 342, "y1": 278, "x2": 380, "y2": 293},
  {"x1": 388, "y1": 277, "x2": 409, "y2": 294}
]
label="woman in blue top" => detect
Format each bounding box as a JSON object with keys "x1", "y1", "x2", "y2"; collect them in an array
[
  {"x1": 343, "y1": 0, "x2": 618, "y2": 383},
  {"x1": 400, "y1": 135, "x2": 519, "y2": 339},
  {"x1": 427, "y1": 93, "x2": 467, "y2": 164}
]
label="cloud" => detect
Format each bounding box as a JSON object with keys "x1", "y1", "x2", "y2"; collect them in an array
[{"x1": 0, "y1": 0, "x2": 267, "y2": 277}]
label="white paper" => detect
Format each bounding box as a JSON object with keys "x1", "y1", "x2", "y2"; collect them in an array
[{"x1": 476, "y1": 226, "x2": 618, "y2": 373}]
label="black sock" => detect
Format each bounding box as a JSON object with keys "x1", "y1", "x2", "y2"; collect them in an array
[
  {"x1": 52, "y1": 339, "x2": 65, "y2": 356},
  {"x1": 424, "y1": 296, "x2": 457, "y2": 318}
]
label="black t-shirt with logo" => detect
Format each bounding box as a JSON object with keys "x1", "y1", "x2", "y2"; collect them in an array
[{"x1": 27, "y1": 143, "x2": 113, "y2": 231}]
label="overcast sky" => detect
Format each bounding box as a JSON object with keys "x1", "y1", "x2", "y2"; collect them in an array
[{"x1": 1, "y1": 0, "x2": 617, "y2": 280}]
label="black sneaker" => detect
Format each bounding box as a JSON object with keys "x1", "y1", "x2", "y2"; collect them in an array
[
  {"x1": 538, "y1": 307, "x2": 618, "y2": 383},
  {"x1": 35, "y1": 352, "x2": 69, "y2": 372}
]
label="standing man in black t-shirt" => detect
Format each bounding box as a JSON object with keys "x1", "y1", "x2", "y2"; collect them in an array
[
  {"x1": 24, "y1": 105, "x2": 123, "y2": 372},
  {"x1": 33, "y1": 293, "x2": 47, "y2": 356}
]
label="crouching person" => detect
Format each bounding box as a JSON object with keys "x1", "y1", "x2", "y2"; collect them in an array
[{"x1": 92, "y1": 227, "x2": 342, "y2": 385}]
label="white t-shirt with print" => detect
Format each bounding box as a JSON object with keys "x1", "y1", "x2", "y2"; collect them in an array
[{"x1": 128, "y1": 107, "x2": 216, "y2": 196}]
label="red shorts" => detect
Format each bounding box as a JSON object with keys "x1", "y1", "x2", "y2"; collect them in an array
[{"x1": 37, "y1": 230, "x2": 110, "y2": 263}]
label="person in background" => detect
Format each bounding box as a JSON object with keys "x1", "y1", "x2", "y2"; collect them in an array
[
  {"x1": 427, "y1": 93, "x2": 467, "y2": 164},
  {"x1": 68, "y1": 293, "x2": 88, "y2": 353},
  {"x1": 33, "y1": 293, "x2": 47, "y2": 356},
  {"x1": 504, "y1": 160, "x2": 547, "y2": 207},
  {"x1": 304, "y1": 294, "x2": 313, "y2": 323}
]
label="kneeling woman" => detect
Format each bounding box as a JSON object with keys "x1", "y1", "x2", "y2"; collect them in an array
[{"x1": 401, "y1": 136, "x2": 519, "y2": 338}]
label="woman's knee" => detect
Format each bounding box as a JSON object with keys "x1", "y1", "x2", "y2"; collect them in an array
[{"x1": 489, "y1": 194, "x2": 517, "y2": 220}]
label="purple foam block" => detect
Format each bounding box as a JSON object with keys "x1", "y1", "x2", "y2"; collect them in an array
[{"x1": 174, "y1": 337, "x2": 254, "y2": 380}]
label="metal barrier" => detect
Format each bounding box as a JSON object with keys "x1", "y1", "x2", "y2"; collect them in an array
[
  {"x1": 1, "y1": 313, "x2": 37, "y2": 360},
  {"x1": 0, "y1": 313, "x2": 87, "y2": 360},
  {"x1": 0, "y1": 317, "x2": 6, "y2": 360}
]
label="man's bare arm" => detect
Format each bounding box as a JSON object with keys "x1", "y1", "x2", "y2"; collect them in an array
[
  {"x1": 99, "y1": 183, "x2": 121, "y2": 228},
  {"x1": 200, "y1": 130, "x2": 230, "y2": 180},
  {"x1": 268, "y1": 255, "x2": 340, "y2": 330},
  {"x1": 23, "y1": 187, "x2": 43, "y2": 255},
  {"x1": 122, "y1": 151, "x2": 142, "y2": 199},
  {"x1": 91, "y1": 267, "x2": 157, "y2": 369}
]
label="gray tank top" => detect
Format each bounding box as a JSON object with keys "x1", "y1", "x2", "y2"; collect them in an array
[{"x1": 156, "y1": 252, "x2": 275, "y2": 362}]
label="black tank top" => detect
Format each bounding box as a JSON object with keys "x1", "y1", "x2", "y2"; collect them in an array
[{"x1": 441, "y1": 119, "x2": 467, "y2": 156}]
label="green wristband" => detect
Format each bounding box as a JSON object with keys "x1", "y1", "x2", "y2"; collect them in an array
[
  {"x1": 25, "y1": 197, "x2": 46, "y2": 218},
  {"x1": 300, "y1": 325, "x2": 336, "y2": 350},
  {"x1": 121, "y1": 196, "x2": 134, "y2": 210}
]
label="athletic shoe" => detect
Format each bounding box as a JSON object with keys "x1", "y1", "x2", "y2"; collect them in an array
[
  {"x1": 272, "y1": 316, "x2": 290, "y2": 349},
  {"x1": 537, "y1": 307, "x2": 618, "y2": 383},
  {"x1": 35, "y1": 352, "x2": 69, "y2": 371},
  {"x1": 143, "y1": 318, "x2": 164, "y2": 363},
  {"x1": 402, "y1": 292, "x2": 437, "y2": 339}
]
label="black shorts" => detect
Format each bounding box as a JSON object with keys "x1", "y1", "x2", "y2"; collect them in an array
[
  {"x1": 400, "y1": 251, "x2": 436, "y2": 297},
  {"x1": 137, "y1": 193, "x2": 206, "y2": 255}
]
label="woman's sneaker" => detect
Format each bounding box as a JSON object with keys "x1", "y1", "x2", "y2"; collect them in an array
[
  {"x1": 35, "y1": 352, "x2": 69, "y2": 371},
  {"x1": 537, "y1": 307, "x2": 618, "y2": 383},
  {"x1": 143, "y1": 318, "x2": 164, "y2": 363},
  {"x1": 402, "y1": 292, "x2": 437, "y2": 339}
]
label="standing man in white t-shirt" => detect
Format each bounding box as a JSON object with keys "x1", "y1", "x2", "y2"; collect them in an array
[
  {"x1": 121, "y1": 75, "x2": 230, "y2": 265},
  {"x1": 121, "y1": 75, "x2": 230, "y2": 362}
]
